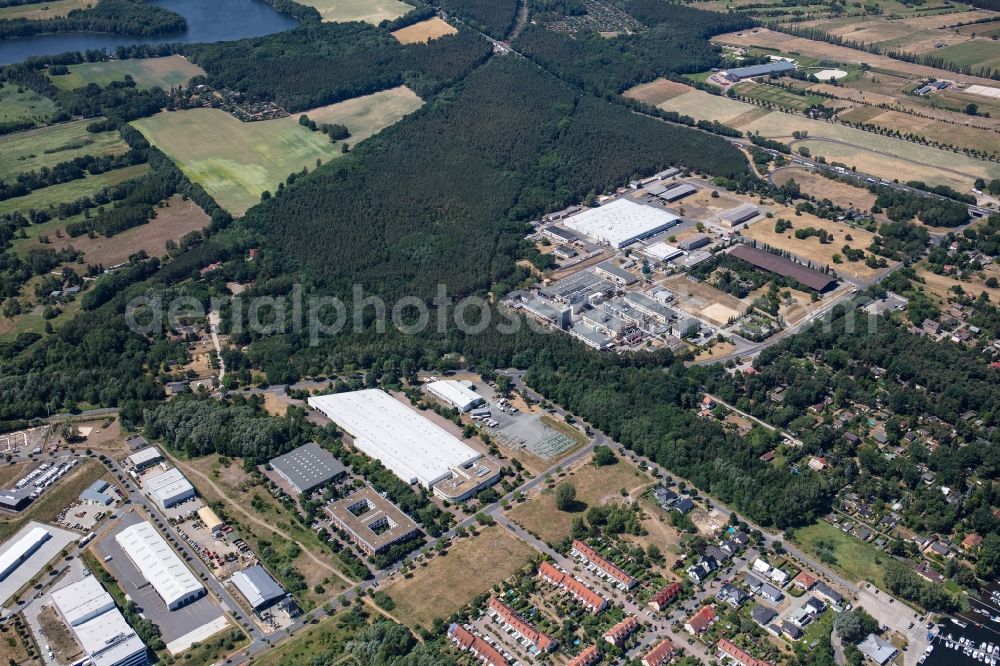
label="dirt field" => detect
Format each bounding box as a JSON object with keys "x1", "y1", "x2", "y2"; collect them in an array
[
  {"x1": 692, "y1": 340, "x2": 736, "y2": 363},
  {"x1": 625, "y1": 497, "x2": 685, "y2": 563},
  {"x1": 133, "y1": 86, "x2": 423, "y2": 215},
  {"x1": 623, "y1": 78, "x2": 695, "y2": 106},
  {"x1": 387, "y1": 526, "x2": 536, "y2": 629},
  {"x1": 297, "y1": 0, "x2": 413, "y2": 23},
  {"x1": 391, "y1": 17, "x2": 457, "y2": 43},
  {"x1": 772, "y1": 168, "x2": 878, "y2": 211},
  {"x1": 506, "y1": 458, "x2": 650, "y2": 544},
  {"x1": 662, "y1": 274, "x2": 747, "y2": 326},
  {"x1": 48, "y1": 55, "x2": 206, "y2": 91},
  {"x1": 38, "y1": 605, "x2": 82, "y2": 664},
  {"x1": 742, "y1": 208, "x2": 882, "y2": 280},
  {"x1": 0, "y1": 617, "x2": 36, "y2": 666}
]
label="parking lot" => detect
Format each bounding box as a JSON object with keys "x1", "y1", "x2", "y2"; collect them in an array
[
  {"x1": 470, "y1": 381, "x2": 584, "y2": 461},
  {"x1": 0, "y1": 522, "x2": 78, "y2": 609}
]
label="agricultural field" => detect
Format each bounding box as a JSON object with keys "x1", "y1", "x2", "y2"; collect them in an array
[
  {"x1": 0, "y1": 0, "x2": 89, "y2": 20},
  {"x1": 296, "y1": 0, "x2": 413, "y2": 23},
  {"x1": 132, "y1": 85, "x2": 423, "y2": 215},
  {"x1": 622, "y1": 77, "x2": 692, "y2": 106},
  {"x1": 841, "y1": 107, "x2": 1000, "y2": 155},
  {"x1": 732, "y1": 80, "x2": 826, "y2": 111},
  {"x1": 47, "y1": 55, "x2": 206, "y2": 91},
  {"x1": 506, "y1": 458, "x2": 650, "y2": 544},
  {"x1": 0, "y1": 164, "x2": 148, "y2": 217},
  {"x1": 0, "y1": 120, "x2": 127, "y2": 181},
  {"x1": 772, "y1": 167, "x2": 878, "y2": 211},
  {"x1": 0, "y1": 83, "x2": 57, "y2": 128},
  {"x1": 931, "y1": 39, "x2": 1000, "y2": 70},
  {"x1": 386, "y1": 526, "x2": 536, "y2": 629},
  {"x1": 391, "y1": 16, "x2": 457, "y2": 43}
]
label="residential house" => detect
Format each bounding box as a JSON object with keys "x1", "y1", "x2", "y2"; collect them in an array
[
  {"x1": 781, "y1": 621, "x2": 803, "y2": 640},
  {"x1": 684, "y1": 606, "x2": 717, "y2": 635},
  {"x1": 792, "y1": 571, "x2": 817, "y2": 591},
  {"x1": 687, "y1": 556, "x2": 718, "y2": 583},
  {"x1": 572, "y1": 541, "x2": 638, "y2": 590},
  {"x1": 813, "y1": 582, "x2": 843, "y2": 607},
  {"x1": 568, "y1": 646, "x2": 600, "y2": 666},
  {"x1": 716, "y1": 583, "x2": 749, "y2": 608},
  {"x1": 648, "y1": 583, "x2": 682, "y2": 612},
  {"x1": 758, "y1": 583, "x2": 784, "y2": 603},
  {"x1": 539, "y1": 562, "x2": 608, "y2": 614},
  {"x1": 962, "y1": 533, "x2": 983, "y2": 552},
  {"x1": 487, "y1": 598, "x2": 556, "y2": 654},
  {"x1": 751, "y1": 604, "x2": 777, "y2": 626},
  {"x1": 716, "y1": 638, "x2": 773, "y2": 666},
  {"x1": 448, "y1": 624, "x2": 508, "y2": 666},
  {"x1": 642, "y1": 638, "x2": 675, "y2": 666},
  {"x1": 913, "y1": 561, "x2": 944, "y2": 584},
  {"x1": 603, "y1": 616, "x2": 639, "y2": 647},
  {"x1": 858, "y1": 634, "x2": 898, "y2": 665},
  {"x1": 706, "y1": 545, "x2": 730, "y2": 563}
]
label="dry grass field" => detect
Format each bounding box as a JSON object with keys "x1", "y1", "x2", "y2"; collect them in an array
[
  {"x1": 917, "y1": 263, "x2": 1000, "y2": 302},
  {"x1": 772, "y1": 168, "x2": 877, "y2": 211},
  {"x1": 48, "y1": 55, "x2": 206, "y2": 91},
  {"x1": 0, "y1": 120, "x2": 126, "y2": 181},
  {"x1": 0, "y1": 0, "x2": 90, "y2": 19},
  {"x1": 507, "y1": 459, "x2": 651, "y2": 544},
  {"x1": 391, "y1": 17, "x2": 457, "y2": 43},
  {"x1": 387, "y1": 526, "x2": 536, "y2": 628},
  {"x1": 297, "y1": 0, "x2": 413, "y2": 23},
  {"x1": 692, "y1": 340, "x2": 736, "y2": 363},
  {"x1": 133, "y1": 86, "x2": 423, "y2": 215},
  {"x1": 623, "y1": 78, "x2": 694, "y2": 105},
  {"x1": 0, "y1": 459, "x2": 108, "y2": 543}
]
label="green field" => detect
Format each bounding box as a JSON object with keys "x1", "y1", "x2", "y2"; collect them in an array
[
  {"x1": 0, "y1": 164, "x2": 148, "y2": 216},
  {"x1": 0, "y1": 120, "x2": 128, "y2": 181},
  {"x1": 48, "y1": 55, "x2": 206, "y2": 91},
  {"x1": 0, "y1": 0, "x2": 90, "y2": 20},
  {"x1": 297, "y1": 0, "x2": 413, "y2": 23},
  {"x1": 932, "y1": 38, "x2": 1000, "y2": 70},
  {"x1": 733, "y1": 81, "x2": 825, "y2": 111},
  {"x1": 791, "y1": 520, "x2": 890, "y2": 587},
  {"x1": 0, "y1": 82, "x2": 57, "y2": 128},
  {"x1": 132, "y1": 86, "x2": 424, "y2": 215}
]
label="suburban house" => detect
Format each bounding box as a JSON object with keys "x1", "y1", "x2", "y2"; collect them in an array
[{"x1": 684, "y1": 606, "x2": 718, "y2": 635}]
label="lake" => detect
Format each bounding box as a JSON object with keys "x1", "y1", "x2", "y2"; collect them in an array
[{"x1": 0, "y1": 0, "x2": 298, "y2": 65}]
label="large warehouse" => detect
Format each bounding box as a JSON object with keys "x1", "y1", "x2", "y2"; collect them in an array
[
  {"x1": 115, "y1": 521, "x2": 205, "y2": 610},
  {"x1": 425, "y1": 379, "x2": 484, "y2": 412},
  {"x1": 230, "y1": 565, "x2": 285, "y2": 611},
  {"x1": 308, "y1": 390, "x2": 490, "y2": 490},
  {"x1": 563, "y1": 199, "x2": 681, "y2": 249},
  {"x1": 52, "y1": 576, "x2": 147, "y2": 666},
  {"x1": 141, "y1": 467, "x2": 196, "y2": 510},
  {"x1": 268, "y1": 442, "x2": 346, "y2": 495},
  {"x1": 0, "y1": 525, "x2": 49, "y2": 581}
]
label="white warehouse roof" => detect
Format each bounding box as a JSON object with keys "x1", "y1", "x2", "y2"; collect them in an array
[
  {"x1": 426, "y1": 380, "x2": 483, "y2": 412},
  {"x1": 52, "y1": 576, "x2": 146, "y2": 666},
  {"x1": 0, "y1": 526, "x2": 49, "y2": 580},
  {"x1": 115, "y1": 521, "x2": 204, "y2": 610},
  {"x1": 142, "y1": 467, "x2": 194, "y2": 506},
  {"x1": 308, "y1": 389, "x2": 481, "y2": 488},
  {"x1": 128, "y1": 446, "x2": 162, "y2": 467},
  {"x1": 642, "y1": 241, "x2": 684, "y2": 262},
  {"x1": 563, "y1": 199, "x2": 681, "y2": 249}
]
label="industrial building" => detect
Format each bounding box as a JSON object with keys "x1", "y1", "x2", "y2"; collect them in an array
[
  {"x1": 0, "y1": 488, "x2": 31, "y2": 511},
  {"x1": 197, "y1": 506, "x2": 224, "y2": 533},
  {"x1": 308, "y1": 390, "x2": 500, "y2": 497},
  {"x1": 729, "y1": 244, "x2": 838, "y2": 292},
  {"x1": 719, "y1": 204, "x2": 760, "y2": 227},
  {"x1": 127, "y1": 447, "x2": 162, "y2": 471},
  {"x1": 540, "y1": 225, "x2": 578, "y2": 244},
  {"x1": 654, "y1": 182, "x2": 697, "y2": 202},
  {"x1": 679, "y1": 233, "x2": 710, "y2": 251},
  {"x1": 115, "y1": 521, "x2": 205, "y2": 610},
  {"x1": 539, "y1": 271, "x2": 614, "y2": 305},
  {"x1": 642, "y1": 242, "x2": 685, "y2": 263},
  {"x1": 425, "y1": 379, "x2": 484, "y2": 412},
  {"x1": 327, "y1": 486, "x2": 421, "y2": 555},
  {"x1": 52, "y1": 576, "x2": 148, "y2": 666},
  {"x1": 720, "y1": 60, "x2": 795, "y2": 81},
  {"x1": 80, "y1": 479, "x2": 115, "y2": 506},
  {"x1": 563, "y1": 199, "x2": 681, "y2": 249},
  {"x1": 0, "y1": 525, "x2": 49, "y2": 581},
  {"x1": 142, "y1": 467, "x2": 196, "y2": 510},
  {"x1": 230, "y1": 565, "x2": 285, "y2": 611},
  {"x1": 268, "y1": 442, "x2": 346, "y2": 495},
  {"x1": 594, "y1": 260, "x2": 638, "y2": 285}
]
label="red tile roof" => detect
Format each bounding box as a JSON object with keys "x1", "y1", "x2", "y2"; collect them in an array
[
  {"x1": 572, "y1": 540, "x2": 637, "y2": 588},
  {"x1": 567, "y1": 645, "x2": 601, "y2": 666},
  {"x1": 686, "y1": 605, "x2": 717, "y2": 634},
  {"x1": 717, "y1": 638, "x2": 773, "y2": 666},
  {"x1": 539, "y1": 562, "x2": 608, "y2": 614},
  {"x1": 792, "y1": 571, "x2": 818, "y2": 589},
  {"x1": 649, "y1": 582, "x2": 682, "y2": 609},
  {"x1": 448, "y1": 624, "x2": 508, "y2": 666},
  {"x1": 603, "y1": 616, "x2": 639, "y2": 646},
  {"x1": 963, "y1": 533, "x2": 983, "y2": 549},
  {"x1": 642, "y1": 638, "x2": 675, "y2": 666},
  {"x1": 487, "y1": 598, "x2": 555, "y2": 652}
]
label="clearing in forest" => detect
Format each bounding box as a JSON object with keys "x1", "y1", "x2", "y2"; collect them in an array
[
  {"x1": 296, "y1": 0, "x2": 413, "y2": 24},
  {"x1": 391, "y1": 16, "x2": 457, "y2": 43},
  {"x1": 48, "y1": 55, "x2": 207, "y2": 91},
  {"x1": 0, "y1": 83, "x2": 57, "y2": 128},
  {"x1": 0, "y1": 120, "x2": 127, "y2": 181},
  {"x1": 0, "y1": 0, "x2": 89, "y2": 19}
]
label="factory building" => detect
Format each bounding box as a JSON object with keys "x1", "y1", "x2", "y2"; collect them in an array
[
  {"x1": 115, "y1": 521, "x2": 205, "y2": 610},
  {"x1": 720, "y1": 61, "x2": 795, "y2": 81},
  {"x1": 679, "y1": 234, "x2": 710, "y2": 251},
  {"x1": 0, "y1": 526, "x2": 49, "y2": 581},
  {"x1": 308, "y1": 390, "x2": 500, "y2": 499},
  {"x1": 425, "y1": 380, "x2": 484, "y2": 412},
  {"x1": 52, "y1": 576, "x2": 148, "y2": 666},
  {"x1": 563, "y1": 199, "x2": 681, "y2": 249},
  {"x1": 642, "y1": 242, "x2": 685, "y2": 263},
  {"x1": 230, "y1": 565, "x2": 286, "y2": 611},
  {"x1": 268, "y1": 442, "x2": 346, "y2": 495},
  {"x1": 127, "y1": 447, "x2": 162, "y2": 471},
  {"x1": 655, "y1": 183, "x2": 697, "y2": 202},
  {"x1": 141, "y1": 468, "x2": 196, "y2": 510},
  {"x1": 729, "y1": 244, "x2": 838, "y2": 292},
  {"x1": 719, "y1": 204, "x2": 760, "y2": 228}
]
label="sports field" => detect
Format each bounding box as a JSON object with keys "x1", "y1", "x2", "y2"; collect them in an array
[
  {"x1": 0, "y1": 82, "x2": 56, "y2": 127},
  {"x1": 0, "y1": 120, "x2": 128, "y2": 181},
  {"x1": 0, "y1": 0, "x2": 89, "y2": 19},
  {"x1": 391, "y1": 16, "x2": 457, "y2": 43},
  {"x1": 297, "y1": 0, "x2": 413, "y2": 23},
  {"x1": 0, "y1": 164, "x2": 148, "y2": 216},
  {"x1": 132, "y1": 86, "x2": 423, "y2": 215},
  {"x1": 48, "y1": 55, "x2": 206, "y2": 91}
]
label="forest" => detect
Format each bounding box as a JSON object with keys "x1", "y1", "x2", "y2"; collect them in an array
[
  {"x1": 439, "y1": 0, "x2": 519, "y2": 39},
  {"x1": 0, "y1": 0, "x2": 187, "y2": 38}
]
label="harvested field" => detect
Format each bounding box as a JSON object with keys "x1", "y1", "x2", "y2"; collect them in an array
[
  {"x1": 842, "y1": 108, "x2": 1000, "y2": 154},
  {"x1": 900, "y1": 9, "x2": 998, "y2": 29},
  {"x1": 623, "y1": 78, "x2": 694, "y2": 106},
  {"x1": 0, "y1": 120, "x2": 126, "y2": 181},
  {"x1": 387, "y1": 526, "x2": 536, "y2": 629},
  {"x1": 48, "y1": 55, "x2": 206, "y2": 91},
  {"x1": 0, "y1": 83, "x2": 56, "y2": 127},
  {"x1": 0, "y1": 164, "x2": 148, "y2": 217},
  {"x1": 0, "y1": 0, "x2": 89, "y2": 19},
  {"x1": 133, "y1": 86, "x2": 423, "y2": 215},
  {"x1": 772, "y1": 168, "x2": 878, "y2": 211},
  {"x1": 507, "y1": 459, "x2": 650, "y2": 544},
  {"x1": 297, "y1": 0, "x2": 413, "y2": 23},
  {"x1": 391, "y1": 16, "x2": 457, "y2": 43}
]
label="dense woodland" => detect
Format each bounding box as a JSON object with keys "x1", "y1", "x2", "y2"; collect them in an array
[
  {"x1": 439, "y1": 0, "x2": 519, "y2": 39},
  {"x1": 0, "y1": 0, "x2": 186, "y2": 38}
]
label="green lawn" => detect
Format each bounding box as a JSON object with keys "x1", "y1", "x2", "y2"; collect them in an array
[
  {"x1": 0, "y1": 82, "x2": 57, "y2": 128},
  {"x1": 791, "y1": 520, "x2": 890, "y2": 587},
  {"x1": 0, "y1": 164, "x2": 148, "y2": 216},
  {"x1": 47, "y1": 55, "x2": 206, "y2": 91},
  {"x1": 932, "y1": 39, "x2": 1000, "y2": 70},
  {"x1": 0, "y1": 120, "x2": 127, "y2": 181}
]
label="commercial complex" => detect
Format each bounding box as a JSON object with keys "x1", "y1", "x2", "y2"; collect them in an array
[
  {"x1": 268, "y1": 442, "x2": 346, "y2": 495},
  {"x1": 729, "y1": 244, "x2": 838, "y2": 292},
  {"x1": 425, "y1": 380, "x2": 484, "y2": 412},
  {"x1": 115, "y1": 521, "x2": 205, "y2": 610},
  {"x1": 0, "y1": 525, "x2": 49, "y2": 581},
  {"x1": 307, "y1": 390, "x2": 500, "y2": 499},
  {"x1": 326, "y1": 486, "x2": 421, "y2": 555},
  {"x1": 141, "y1": 468, "x2": 196, "y2": 510},
  {"x1": 51, "y1": 576, "x2": 147, "y2": 666},
  {"x1": 563, "y1": 199, "x2": 681, "y2": 249},
  {"x1": 230, "y1": 565, "x2": 285, "y2": 611}
]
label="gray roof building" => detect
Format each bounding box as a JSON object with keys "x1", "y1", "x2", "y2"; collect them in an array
[
  {"x1": 858, "y1": 634, "x2": 898, "y2": 665},
  {"x1": 269, "y1": 442, "x2": 346, "y2": 495},
  {"x1": 80, "y1": 480, "x2": 114, "y2": 506},
  {"x1": 231, "y1": 565, "x2": 285, "y2": 611},
  {"x1": 723, "y1": 61, "x2": 795, "y2": 80}
]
